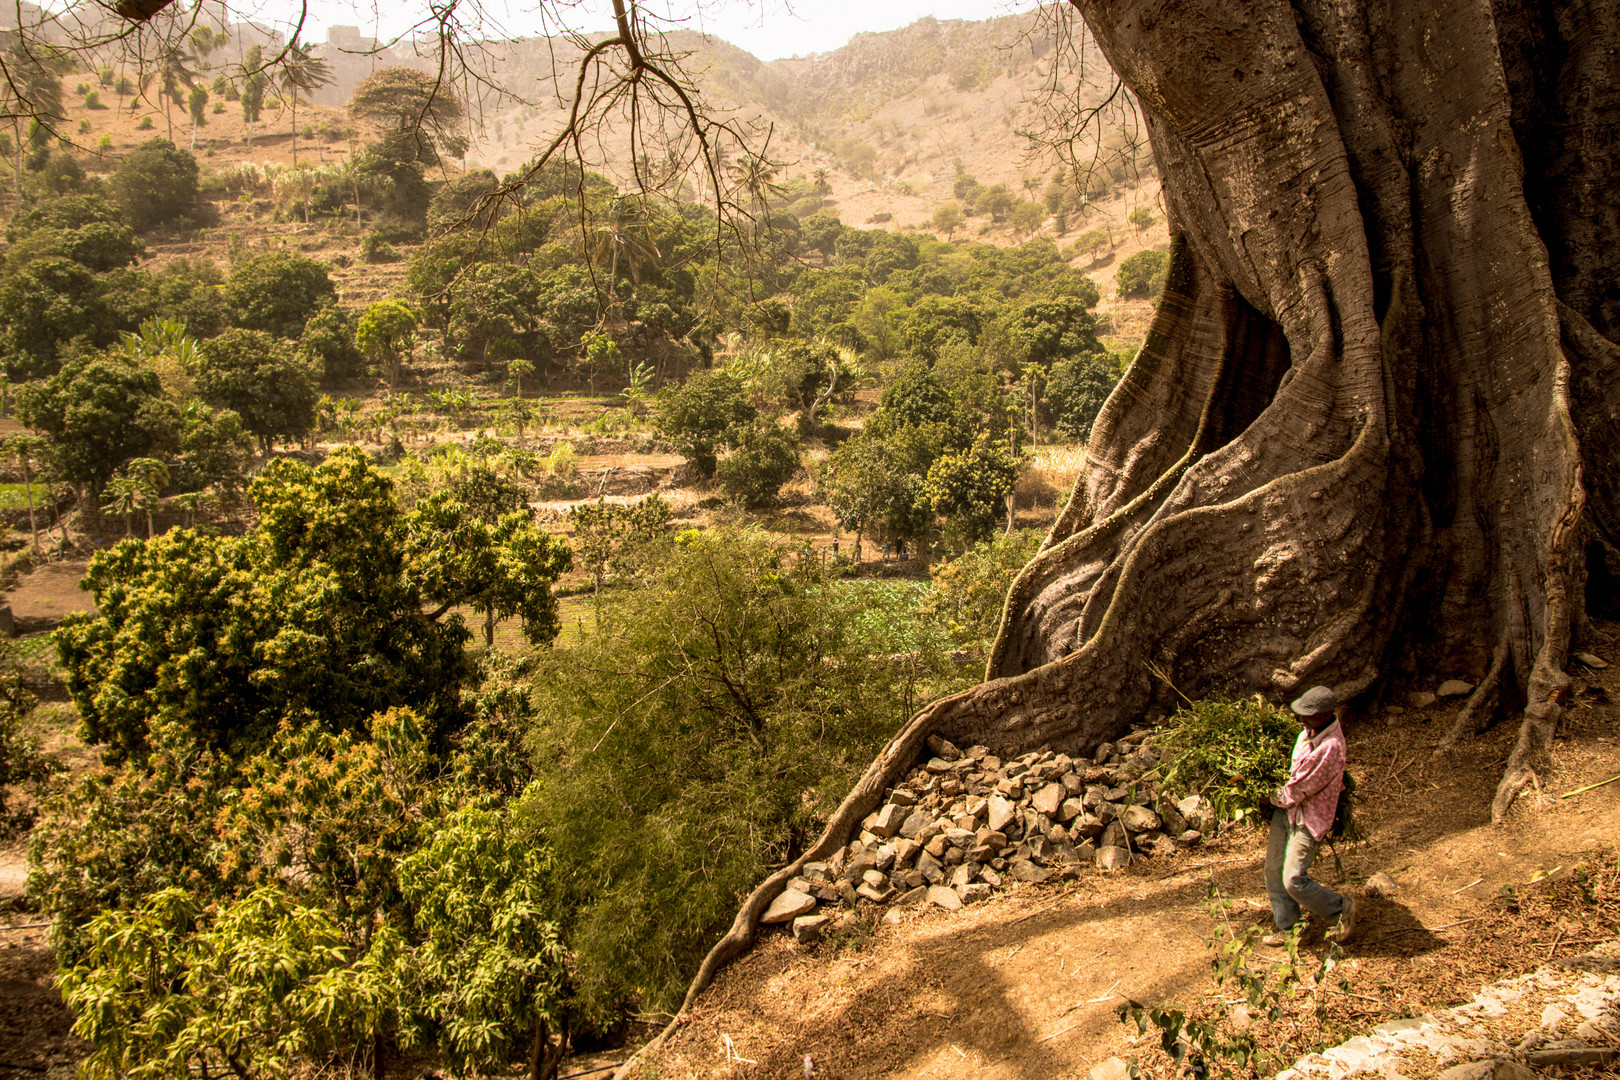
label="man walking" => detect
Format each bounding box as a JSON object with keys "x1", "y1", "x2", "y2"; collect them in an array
[{"x1": 1263, "y1": 685, "x2": 1358, "y2": 946}]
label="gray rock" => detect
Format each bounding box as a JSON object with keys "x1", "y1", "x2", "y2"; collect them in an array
[
  {"x1": 1082, "y1": 786, "x2": 1108, "y2": 810},
  {"x1": 927, "y1": 734, "x2": 962, "y2": 760},
  {"x1": 927, "y1": 885, "x2": 963, "y2": 911},
  {"x1": 1032, "y1": 782, "x2": 1066, "y2": 817},
  {"x1": 902, "y1": 869, "x2": 926, "y2": 889},
  {"x1": 1097, "y1": 802, "x2": 1122, "y2": 824},
  {"x1": 949, "y1": 864, "x2": 977, "y2": 888},
  {"x1": 872, "y1": 846, "x2": 896, "y2": 872},
  {"x1": 792, "y1": 913, "x2": 831, "y2": 944},
  {"x1": 1074, "y1": 840, "x2": 1098, "y2": 861},
  {"x1": 1435, "y1": 1064, "x2": 1501, "y2": 1080},
  {"x1": 862, "y1": 869, "x2": 888, "y2": 889},
  {"x1": 925, "y1": 756, "x2": 954, "y2": 774},
  {"x1": 1120, "y1": 804, "x2": 1163, "y2": 833},
  {"x1": 958, "y1": 882, "x2": 992, "y2": 904},
  {"x1": 987, "y1": 794, "x2": 1017, "y2": 832},
  {"x1": 1229, "y1": 1003, "x2": 1252, "y2": 1031},
  {"x1": 1408, "y1": 691, "x2": 1438, "y2": 708},
  {"x1": 967, "y1": 844, "x2": 997, "y2": 864},
  {"x1": 856, "y1": 882, "x2": 894, "y2": 903},
  {"x1": 923, "y1": 834, "x2": 949, "y2": 859},
  {"x1": 801, "y1": 861, "x2": 831, "y2": 883},
  {"x1": 1101, "y1": 821, "x2": 1127, "y2": 850},
  {"x1": 888, "y1": 788, "x2": 919, "y2": 807},
  {"x1": 1437, "y1": 679, "x2": 1475, "y2": 697},
  {"x1": 964, "y1": 795, "x2": 988, "y2": 818},
  {"x1": 1072, "y1": 814, "x2": 1105, "y2": 839},
  {"x1": 871, "y1": 803, "x2": 907, "y2": 837},
  {"x1": 1574, "y1": 650, "x2": 1609, "y2": 669},
  {"x1": 1088, "y1": 1056, "x2": 1130, "y2": 1080},
  {"x1": 917, "y1": 851, "x2": 945, "y2": 884},
  {"x1": 1176, "y1": 830, "x2": 1204, "y2": 847},
  {"x1": 940, "y1": 778, "x2": 965, "y2": 797},
  {"x1": 974, "y1": 828, "x2": 1009, "y2": 849},
  {"x1": 892, "y1": 838, "x2": 921, "y2": 866},
  {"x1": 763, "y1": 889, "x2": 818, "y2": 924},
  {"x1": 1524, "y1": 1048, "x2": 1616, "y2": 1067},
  {"x1": 944, "y1": 827, "x2": 976, "y2": 848},
  {"x1": 894, "y1": 885, "x2": 928, "y2": 907},
  {"x1": 1093, "y1": 742, "x2": 1115, "y2": 765},
  {"x1": 1095, "y1": 845, "x2": 1130, "y2": 870},
  {"x1": 1008, "y1": 859, "x2": 1051, "y2": 883},
  {"x1": 1364, "y1": 871, "x2": 1398, "y2": 898},
  {"x1": 980, "y1": 867, "x2": 1003, "y2": 887},
  {"x1": 1062, "y1": 772, "x2": 1085, "y2": 795}
]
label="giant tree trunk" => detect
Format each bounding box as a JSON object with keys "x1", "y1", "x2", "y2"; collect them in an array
[{"x1": 627, "y1": 0, "x2": 1620, "y2": 1057}]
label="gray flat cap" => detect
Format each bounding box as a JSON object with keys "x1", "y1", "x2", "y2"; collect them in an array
[{"x1": 1290, "y1": 685, "x2": 1337, "y2": 716}]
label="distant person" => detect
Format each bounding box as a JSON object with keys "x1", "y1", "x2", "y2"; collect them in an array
[{"x1": 1263, "y1": 685, "x2": 1358, "y2": 946}]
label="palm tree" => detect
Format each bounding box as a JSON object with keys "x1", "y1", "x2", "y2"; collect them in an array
[
  {"x1": 151, "y1": 43, "x2": 199, "y2": 144},
  {"x1": 1, "y1": 41, "x2": 68, "y2": 196},
  {"x1": 727, "y1": 153, "x2": 785, "y2": 209},
  {"x1": 278, "y1": 37, "x2": 333, "y2": 172},
  {"x1": 579, "y1": 196, "x2": 660, "y2": 316},
  {"x1": 812, "y1": 167, "x2": 831, "y2": 196}
]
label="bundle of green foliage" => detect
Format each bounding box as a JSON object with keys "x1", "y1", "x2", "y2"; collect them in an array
[
  {"x1": 519, "y1": 527, "x2": 966, "y2": 1019},
  {"x1": 56, "y1": 449, "x2": 572, "y2": 763},
  {"x1": 924, "y1": 435, "x2": 1022, "y2": 546},
  {"x1": 47, "y1": 707, "x2": 571, "y2": 1080},
  {"x1": 0, "y1": 637, "x2": 51, "y2": 818},
  {"x1": 1148, "y1": 694, "x2": 1300, "y2": 828},
  {"x1": 299, "y1": 301, "x2": 365, "y2": 383}
]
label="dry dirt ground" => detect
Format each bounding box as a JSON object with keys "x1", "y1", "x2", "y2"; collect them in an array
[{"x1": 644, "y1": 641, "x2": 1620, "y2": 1080}]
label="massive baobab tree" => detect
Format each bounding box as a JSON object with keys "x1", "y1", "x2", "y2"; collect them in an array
[{"x1": 649, "y1": 0, "x2": 1620, "y2": 1051}]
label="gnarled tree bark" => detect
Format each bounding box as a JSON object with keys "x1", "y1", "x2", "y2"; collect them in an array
[{"x1": 621, "y1": 0, "x2": 1620, "y2": 1069}]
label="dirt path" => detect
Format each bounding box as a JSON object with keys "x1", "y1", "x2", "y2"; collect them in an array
[
  {"x1": 646, "y1": 657, "x2": 1620, "y2": 1079},
  {"x1": 4, "y1": 561, "x2": 93, "y2": 633}
]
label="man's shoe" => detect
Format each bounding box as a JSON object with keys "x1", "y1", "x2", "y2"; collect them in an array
[
  {"x1": 1261, "y1": 931, "x2": 1288, "y2": 947},
  {"x1": 1332, "y1": 897, "x2": 1360, "y2": 945}
]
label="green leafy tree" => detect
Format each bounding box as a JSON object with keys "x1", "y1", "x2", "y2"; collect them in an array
[
  {"x1": 196, "y1": 329, "x2": 318, "y2": 453},
  {"x1": 298, "y1": 301, "x2": 364, "y2": 383},
  {"x1": 521, "y1": 528, "x2": 960, "y2": 1016},
  {"x1": 186, "y1": 84, "x2": 207, "y2": 147},
  {"x1": 0, "y1": 257, "x2": 122, "y2": 380},
  {"x1": 357, "y1": 298, "x2": 420, "y2": 391},
  {"x1": 0, "y1": 40, "x2": 70, "y2": 196},
  {"x1": 149, "y1": 42, "x2": 198, "y2": 145},
  {"x1": 922, "y1": 529, "x2": 1047, "y2": 648},
  {"x1": 1128, "y1": 206, "x2": 1156, "y2": 232},
  {"x1": 1117, "y1": 248, "x2": 1170, "y2": 299},
  {"x1": 715, "y1": 421, "x2": 800, "y2": 508},
  {"x1": 1071, "y1": 228, "x2": 1110, "y2": 261},
  {"x1": 1048, "y1": 355, "x2": 1120, "y2": 441},
  {"x1": 15, "y1": 354, "x2": 178, "y2": 502},
  {"x1": 347, "y1": 67, "x2": 469, "y2": 168},
  {"x1": 924, "y1": 435, "x2": 1023, "y2": 546},
  {"x1": 931, "y1": 202, "x2": 965, "y2": 239},
  {"x1": 6, "y1": 433, "x2": 48, "y2": 552},
  {"x1": 223, "y1": 251, "x2": 337, "y2": 338},
  {"x1": 569, "y1": 493, "x2": 671, "y2": 610},
  {"x1": 654, "y1": 372, "x2": 756, "y2": 477},
  {"x1": 819, "y1": 432, "x2": 931, "y2": 560},
  {"x1": 109, "y1": 139, "x2": 201, "y2": 232},
  {"x1": 0, "y1": 637, "x2": 46, "y2": 817},
  {"x1": 56, "y1": 450, "x2": 572, "y2": 763}
]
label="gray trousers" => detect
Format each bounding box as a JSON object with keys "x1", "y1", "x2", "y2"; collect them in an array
[{"x1": 1265, "y1": 807, "x2": 1347, "y2": 931}]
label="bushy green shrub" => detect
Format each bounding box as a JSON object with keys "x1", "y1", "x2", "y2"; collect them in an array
[
  {"x1": 716, "y1": 421, "x2": 800, "y2": 507},
  {"x1": 1047, "y1": 354, "x2": 1119, "y2": 440},
  {"x1": 109, "y1": 139, "x2": 200, "y2": 232}
]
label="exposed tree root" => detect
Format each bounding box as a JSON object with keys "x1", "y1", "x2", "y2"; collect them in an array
[{"x1": 1438, "y1": 635, "x2": 1510, "y2": 754}]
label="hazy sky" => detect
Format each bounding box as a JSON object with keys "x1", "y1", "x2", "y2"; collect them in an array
[{"x1": 289, "y1": 0, "x2": 1039, "y2": 61}]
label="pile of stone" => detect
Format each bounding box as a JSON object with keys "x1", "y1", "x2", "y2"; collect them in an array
[{"x1": 765, "y1": 731, "x2": 1216, "y2": 943}]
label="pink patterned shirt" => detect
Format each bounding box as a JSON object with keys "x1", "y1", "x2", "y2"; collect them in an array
[{"x1": 1274, "y1": 720, "x2": 1345, "y2": 840}]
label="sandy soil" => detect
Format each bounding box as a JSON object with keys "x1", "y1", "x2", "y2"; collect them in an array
[
  {"x1": 643, "y1": 640, "x2": 1620, "y2": 1080},
  {"x1": 4, "y1": 561, "x2": 95, "y2": 631}
]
